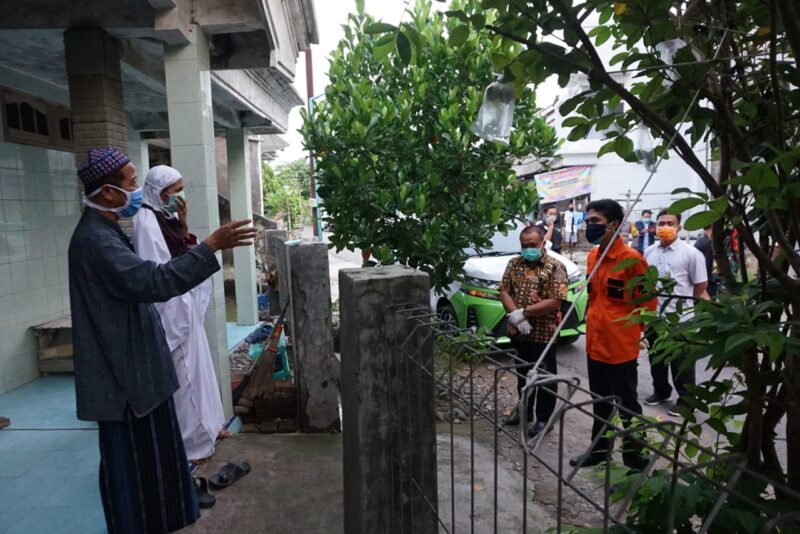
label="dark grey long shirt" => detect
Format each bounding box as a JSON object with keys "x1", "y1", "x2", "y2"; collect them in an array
[{"x1": 69, "y1": 209, "x2": 220, "y2": 421}]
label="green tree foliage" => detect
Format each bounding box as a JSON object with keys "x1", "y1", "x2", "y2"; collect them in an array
[
  {"x1": 274, "y1": 158, "x2": 312, "y2": 198},
  {"x1": 301, "y1": 0, "x2": 559, "y2": 290},
  {"x1": 262, "y1": 162, "x2": 305, "y2": 232},
  {"x1": 448, "y1": 0, "x2": 800, "y2": 529}
]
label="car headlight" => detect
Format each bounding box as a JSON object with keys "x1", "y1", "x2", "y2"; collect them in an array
[
  {"x1": 462, "y1": 276, "x2": 500, "y2": 291},
  {"x1": 568, "y1": 271, "x2": 583, "y2": 284}
]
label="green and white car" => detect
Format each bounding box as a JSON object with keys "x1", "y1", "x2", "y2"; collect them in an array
[{"x1": 432, "y1": 225, "x2": 587, "y2": 344}]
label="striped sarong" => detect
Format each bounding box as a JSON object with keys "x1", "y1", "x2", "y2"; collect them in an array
[{"x1": 98, "y1": 397, "x2": 199, "y2": 533}]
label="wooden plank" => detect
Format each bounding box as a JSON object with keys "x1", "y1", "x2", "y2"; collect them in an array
[
  {"x1": 39, "y1": 343, "x2": 73, "y2": 360},
  {"x1": 39, "y1": 358, "x2": 74, "y2": 373},
  {"x1": 32, "y1": 315, "x2": 72, "y2": 331}
]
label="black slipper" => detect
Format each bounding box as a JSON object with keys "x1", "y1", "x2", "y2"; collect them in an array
[
  {"x1": 209, "y1": 462, "x2": 251, "y2": 490},
  {"x1": 194, "y1": 477, "x2": 216, "y2": 509}
]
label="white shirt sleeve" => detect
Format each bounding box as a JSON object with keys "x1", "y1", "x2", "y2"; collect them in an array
[{"x1": 689, "y1": 246, "x2": 709, "y2": 284}]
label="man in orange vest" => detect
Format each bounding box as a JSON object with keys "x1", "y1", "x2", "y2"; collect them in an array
[{"x1": 570, "y1": 199, "x2": 657, "y2": 471}]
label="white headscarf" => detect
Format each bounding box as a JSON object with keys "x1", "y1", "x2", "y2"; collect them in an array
[{"x1": 143, "y1": 165, "x2": 182, "y2": 211}]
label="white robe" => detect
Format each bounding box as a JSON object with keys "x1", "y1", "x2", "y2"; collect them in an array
[{"x1": 133, "y1": 207, "x2": 225, "y2": 460}]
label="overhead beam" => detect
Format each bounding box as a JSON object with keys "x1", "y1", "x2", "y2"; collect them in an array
[
  {"x1": 209, "y1": 31, "x2": 271, "y2": 70},
  {"x1": 195, "y1": 0, "x2": 264, "y2": 34}
]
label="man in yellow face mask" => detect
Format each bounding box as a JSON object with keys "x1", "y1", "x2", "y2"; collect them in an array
[{"x1": 643, "y1": 210, "x2": 709, "y2": 416}]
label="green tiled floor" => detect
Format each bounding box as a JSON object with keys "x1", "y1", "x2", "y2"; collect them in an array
[{"x1": 0, "y1": 376, "x2": 105, "y2": 534}]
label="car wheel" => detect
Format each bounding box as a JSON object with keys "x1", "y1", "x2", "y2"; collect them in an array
[{"x1": 437, "y1": 302, "x2": 458, "y2": 328}]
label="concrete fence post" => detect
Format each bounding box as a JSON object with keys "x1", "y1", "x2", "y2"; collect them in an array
[
  {"x1": 340, "y1": 266, "x2": 438, "y2": 534},
  {"x1": 264, "y1": 230, "x2": 287, "y2": 316},
  {"x1": 273, "y1": 239, "x2": 340, "y2": 433}
]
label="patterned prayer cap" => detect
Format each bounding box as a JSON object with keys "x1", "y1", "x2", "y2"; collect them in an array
[{"x1": 77, "y1": 147, "x2": 131, "y2": 188}]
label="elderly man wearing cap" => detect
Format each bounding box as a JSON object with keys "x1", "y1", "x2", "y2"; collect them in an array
[{"x1": 69, "y1": 147, "x2": 257, "y2": 533}]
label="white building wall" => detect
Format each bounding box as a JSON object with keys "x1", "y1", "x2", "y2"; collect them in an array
[{"x1": 0, "y1": 106, "x2": 79, "y2": 394}]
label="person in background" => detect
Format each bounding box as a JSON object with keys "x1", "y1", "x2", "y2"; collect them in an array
[
  {"x1": 570, "y1": 199, "x2": 656, "y2": 471},
  {"x1": 563, "y1": 203, "x2": 578, "y2": 255},
  {"x1": 69, "y1": 147, "x2": 257, "y2": 533},
  {"x1": 634, "y1": 209, "x2": 657, "y2": 253},
  {"x1": 694, "y1": 225, "x2": 717, "y2": 296},
  {"x1": 133, "y1": 165, "x2": 229, "y2": 465},
  {"x1": 537, "y1": 205, "x2": 563, "y2": 254},
  {"x1": 643, "y1": 210, "x2": 709, "y2": 416},
  {"x1": 499, "y1": 225, "x2": 568, "y2": 438}
]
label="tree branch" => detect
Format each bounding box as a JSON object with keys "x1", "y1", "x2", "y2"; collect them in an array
[{"x1": 542, "y1": 0, "x2": 722, "y2": 196}]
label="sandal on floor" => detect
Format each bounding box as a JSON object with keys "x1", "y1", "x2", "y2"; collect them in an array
[
  {"x1": 209, "y1": 462, "x2": 251, "y2": 490},
  {"x1": 194, "y1": 477, "x2": 216, "y2": 509},
  {"x1": 0, "y1": 417, "x2": 9, "y2": 430}
]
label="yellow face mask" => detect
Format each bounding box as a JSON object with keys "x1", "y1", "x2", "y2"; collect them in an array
[{"x1": 657, "y1": 227, "x2": 677, "y2": 241}]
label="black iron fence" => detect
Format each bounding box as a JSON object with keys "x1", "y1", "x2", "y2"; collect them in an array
[{"x1": 386, "y1": 305, "x2": 800, "y2": 534}]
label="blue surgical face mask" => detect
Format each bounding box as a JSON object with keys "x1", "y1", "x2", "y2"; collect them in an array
[
  {"x1": 521, "y1": 247, "x2": 543, "y2": 263},
  {"x1": 83, "y1": 185, "x2": 144, "y2": 218}
]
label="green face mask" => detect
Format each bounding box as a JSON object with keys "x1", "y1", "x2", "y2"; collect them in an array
[{"x1": 163, "y1": 191, "x2": 185, "y2": 215}]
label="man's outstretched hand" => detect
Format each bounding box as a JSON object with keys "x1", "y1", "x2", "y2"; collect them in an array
[{"x1": 205, "y1": 220, "x2": 259, "y2": 252}]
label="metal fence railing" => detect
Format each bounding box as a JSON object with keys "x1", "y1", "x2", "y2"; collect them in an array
[{"x1": 385, "y1": 305, "x2": 800, "y2": 534}]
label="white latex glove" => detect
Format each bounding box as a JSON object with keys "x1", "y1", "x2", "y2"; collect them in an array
[
  {"x1": 516, "y1": 320, "x2": 532, "y2": 336},
  {"x1": 508, "y1": 308, "x2": 526, "y2": 326}
]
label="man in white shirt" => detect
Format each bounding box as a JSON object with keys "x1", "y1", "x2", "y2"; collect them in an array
[
  {"x1": 643, "y1": 210, "x2": 709, "y2": 416},
  {"x1": 563, "y1": 203, "x2": 578, "y2": 255}
]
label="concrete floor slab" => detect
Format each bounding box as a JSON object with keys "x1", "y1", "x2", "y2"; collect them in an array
[{"x1": 188, "y1": 433, "x2": 344, "y2": 534}]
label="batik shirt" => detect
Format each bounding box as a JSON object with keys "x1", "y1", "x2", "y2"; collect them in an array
[{"x1": 498, "y1": 253, "x2": 568, "y2": 343}]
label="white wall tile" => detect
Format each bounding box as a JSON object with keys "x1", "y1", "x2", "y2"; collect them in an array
[
  {"x1": 0, "y1": 264, "x2": 10, "y2": 295},
  {"x1": 0, "y1": 233, "x2": 8, "y2": 263},
  {"x1": 3, "y1": 351, "x2": 40, "y2": 392},
  {"x1": 30, "y1": 287, "x2": 48, "y2": 320},
  {"x1": 0, "y1": 168, "x2": 21, "y2": 200},
  {"x1": 28, "y1": 259, "x2": 45, "y2": 290},
  {"x1": 0, "y1": 294, "x2": 14, "y2": 328},
  {"x1": 0, "y1": 140, "x2": 19, "y2": 170},
  {"x1": 12, "y1": 291, "x2": 33, "y2": 325}
]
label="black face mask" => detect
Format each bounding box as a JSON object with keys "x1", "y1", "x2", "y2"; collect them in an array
[{"x1": 585, "y1": 223, "x2": 607, "y2": 245}]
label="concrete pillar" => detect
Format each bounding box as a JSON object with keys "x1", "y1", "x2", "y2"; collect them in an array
[
  {"x1": 164, "y1": 27, "x2": 231, "y2": 417},
  {"x1": 249, "y1": 138, "x2": 264, "y2": 216},
  {"x1": 64, "y1": 28, "x2": 127, "y2": 157},
  {"x1": 265, "y1": 230, "x2": 287, "y2": 315},
  {"x1": 339, "y1": 266, "x2": 437, "y2": 534},
  {"x1": 126, "y1": 123, "x2": 149, "y2": 178},
  {"x1": 226, "y1": 129, "x2": 258, "y2": 326},
  {"x1": 273, "y1": 240, "x2": 339, "y2": 432}
]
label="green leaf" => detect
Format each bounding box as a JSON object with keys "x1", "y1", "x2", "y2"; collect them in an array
[
  {"x1": 683, "y1": 211, "x2": 722, "y2": 231},
  {"x1": 448, "y1": 25, "x2": 471, "y2": 47},
  {"x1": 724, "y1": 333, "x2": 755, "y2": 356},
  {"x1": 470, "y1": 13, "x2": 486, "y2": 30},
  {"x1": 396, "y1": 32, "x2": 412, "y2": 66},
  {"x1": 561, "y1": 116, "x2": 588, "y2": 127},
  {"x1": 401, "y1": 23, "x2": 422, "y2": 55},
  {"x1": 668, "y1": 197, "x2": 705, "y2": 215},
  {"x1": 611, "y1": 257, "x2": 642, "y2": 272},
  {"x1": 444, "y1": 10, "x2": 470, "y2": 22},
  {"x1": 364, "y1": 22, "x2": 398, "y2": 35},
  {"x1": 597, "y1": 140, "x2": 616, "y2": 158},
  {"x1": 614, "y1": 136, "x2": 634, "y2": 159},
  {"x1": 491, "y1": 53, "x2": 512, "y2": 70}
]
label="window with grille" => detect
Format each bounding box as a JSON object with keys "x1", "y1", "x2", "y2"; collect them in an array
[{"x1": 1, "y1": 87, "x2": 73, "y2": 150}]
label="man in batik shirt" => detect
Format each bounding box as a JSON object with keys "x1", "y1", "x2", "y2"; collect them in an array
[{"x1": 499, "y1": 225, "x2": 568, "y2": 438}]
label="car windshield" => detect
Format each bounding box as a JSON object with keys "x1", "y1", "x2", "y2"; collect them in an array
[{"x1": 467, "y1": 223, "x2": 527, "y2": 257}]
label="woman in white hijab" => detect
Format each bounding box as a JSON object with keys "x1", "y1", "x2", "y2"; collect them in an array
[{"x1": 133, "y1": 165, "x2": 229, "y2": 463}]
